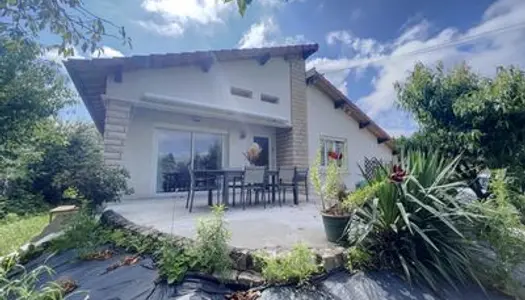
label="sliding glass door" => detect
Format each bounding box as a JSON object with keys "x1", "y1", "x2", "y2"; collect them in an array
[{"x1": 156, "y1": 129, "x2": 224, "y2": 193}]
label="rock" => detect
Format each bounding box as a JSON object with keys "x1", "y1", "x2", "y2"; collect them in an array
[
  {"x1": 231, "y1": 248, "x2": 253, "y2": 271},
  {"x1": 212, "y1": 269, "x2": 240, "y2": 285},
  {"x1": 320, "y1": 247, "x2": 345, "y2": 272},
  {"x1": 237, "y1": 270, "x2": 264, "y2": 287}
]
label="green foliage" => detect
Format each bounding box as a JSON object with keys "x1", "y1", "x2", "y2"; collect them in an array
[
  {"x1": 1, "y1": 0, "x2": 131, "y2": 56},
  {"x1": 27, "y1": 122, "x2": 132, "y2": 210},
  {"x1": 343, "y1": 180, "x2": 385, "y2": 211},
  {"x1": 0, "y1": 38, "x2": 72, "y2": 182},
  {"x1": 0, "y1": 264, "x2": 65, "y2": 300},
  {"x1": 310, "y1": 149, "x2": 346, "y2": 213},
  {"x1": 467, "y1": 169, "x2": 525, "y2": 290},
  {"x1": 49, "y1": 211, "x2": 106, "y2": 257},
  {"x1": 189, "y1": 205, "x2": 232, "y2": 276},
  {"x1": 0, "y1": 183, "x2": 48, "y2": 218},
  {"x1": 0, "y1": 214, "x2": 48, "y2": 256},
  {"x1": 0, "y1": 39, "x2": 131, "y2": 216},
  {"x1": 256, "y1": 243, "x2": 319, "y2": 285},
  {"x1": 345, "y1": 246, "x2": 373, "y2": 272},
  {"x1": 156, "y1": 242, "x2": 195, "y2": 284},
  {"x1": 354, "y1": 151, "x2": 482, "y2": 292},
  {"x1": 1, "y1": 0, "x2": 253, "y2": 56},
  {"x1": 108, "y1": 229, "x2": 158, "y2": 255},
  {"x1": 395, "y1": 63, "x2": 525, "y2": 192}
]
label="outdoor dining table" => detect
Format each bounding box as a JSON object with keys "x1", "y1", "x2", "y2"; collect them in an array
[{"x1": 192, "y1": 168, "x2": 298, "y2": 207}]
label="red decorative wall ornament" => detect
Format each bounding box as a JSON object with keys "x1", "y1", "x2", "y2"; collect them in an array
[{"x1": 328, "y1": 150, "x2": 343, "y2": 161}]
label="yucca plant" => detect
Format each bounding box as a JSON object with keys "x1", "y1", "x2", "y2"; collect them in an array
[{"x1": 354, "y1": 150, "x2": 483, "y2": 292}]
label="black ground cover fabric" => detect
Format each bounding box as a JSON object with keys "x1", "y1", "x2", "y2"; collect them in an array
[{"x1": 21, "y1": 248, "x2": 510, "y2": 300}]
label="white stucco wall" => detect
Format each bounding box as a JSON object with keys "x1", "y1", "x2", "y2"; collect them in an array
[
  {"x1": 306, "y1": 86, "x2": 393, "y2": 191},
  {"x1": 122, "y1": 108, "x2": 277, "y2": 199},
  {"x1": 106, "y1": 58, "x2": 291, "y2": 123}
]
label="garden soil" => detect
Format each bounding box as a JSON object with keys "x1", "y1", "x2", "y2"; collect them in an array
[{"x1": 24, "y1": 248, "x2": 510, "y2": 300}]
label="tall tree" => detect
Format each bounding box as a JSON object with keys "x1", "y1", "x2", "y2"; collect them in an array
[
  {"x1": 1, "y1": 0, "x2": 255, "y2": 55},
  {"x1": 395, "y1": 62, "x2": 525, "y2": 193},
  {"x1": 0, "y1": 38, "x2": 73, "y2": 180}
]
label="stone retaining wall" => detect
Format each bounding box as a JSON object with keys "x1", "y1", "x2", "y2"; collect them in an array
[{"x1": 100, "y1": 209, "x2": 346, "y2": 286}]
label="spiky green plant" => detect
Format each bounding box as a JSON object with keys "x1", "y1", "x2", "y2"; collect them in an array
[
  {"x1": 1, "y1": 264, "x2": 64, "y2": 299},
  {"x1": 355, "y1": 150, "x2": 483, "y2": 292}
]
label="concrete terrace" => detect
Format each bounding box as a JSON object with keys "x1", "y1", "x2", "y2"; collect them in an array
[{"x1": 107, "y1": 194, "x2": 332, "y2": 249}]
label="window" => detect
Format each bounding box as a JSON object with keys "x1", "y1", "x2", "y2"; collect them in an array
[
  {"x1": 156, "y1": 129, "x2": 223, "y2": 193},
  {"x1": 320, "y1": 137, "x2": 347, "y2": 168},
  {"x1": 260, "y1": 93, "x2": 279, "y2": 104},
  {"x1": 230, "y1": 87, "x2": 253, "y2": 99}
]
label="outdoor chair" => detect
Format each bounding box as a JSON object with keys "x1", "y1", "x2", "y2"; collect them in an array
[
  {"x1": 295, "y1": 168, "x2": 309, "y2": 202},
  {"x1": 228, "y1": 173, "x2": 244, "y2": 207},
  {"x1": 240, "y1": 166, "x2": 268, "y2": 209},
  {"x1": 186, "y1": 167, "x2": 221, "y2": 213},
  {"x1": 278, "y1": 167, "x2": 297, "y2": 204}
]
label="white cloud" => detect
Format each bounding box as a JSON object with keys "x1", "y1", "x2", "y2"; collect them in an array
[
  {"x1": 260, "y1": 0, "x2": 305, "y2": 8},
  {"x1": 237, "y1": 17, "x2": 310, "y2": 49},
  {"x1": 311, "y1": 0, "x2": 525, "y2": 137},
  {"x1": 238, "y1": 17, "x2": 279, "y2": 49},
  {"x1": 136, "y1": 20, "x2": 184, "y2": 37},
  {"x1": 92, "y1": 46, "x2": 124, "y2": 58},
  {"x1": 139, "y1": 0, "x2": 234, "y2": 36},
  {"x1": 44, "y1": 45, "x2": 124, "y2": 62}
]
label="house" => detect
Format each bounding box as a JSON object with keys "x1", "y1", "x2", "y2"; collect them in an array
[{"x1": 64, "y1": 44, "x2": 395, "y2": 200}]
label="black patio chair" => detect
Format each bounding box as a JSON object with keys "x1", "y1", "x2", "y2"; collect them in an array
[
  {"x1": 186, "y1": 167, "x2": 221, "y2": 213},
  {"x1": 228, "y1": 173, "x2": 244, "y2": 207},
  {"x1": 295, "y1": 168, "x2": 309, "y2": 202},
  {"x1": 278, "y1": 167, "x2": 297, "y2": 204},
  {"x1": 240, "y1": 166, "x2": 268, "y2": 209}
]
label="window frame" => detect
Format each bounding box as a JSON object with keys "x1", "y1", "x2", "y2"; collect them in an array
[
  {"x1": 230, "y1": 86, "x2": 253, "y2": 99},
  {"x1": 319, "y1": 135, "x2": 348, "y2": 170},
  {"x1": 153, "y1": 126, "x2": 227, "y2": 194},
  {"x1": 260, "y1": 93, "x2": 279, "y2": 104}
]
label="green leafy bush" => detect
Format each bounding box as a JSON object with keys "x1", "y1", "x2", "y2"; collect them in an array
[
  {"x1": 345, "y1": 246, "x2": 373, "y2": 272},
  {"x1": 310, "y1": 150, "x2": 348, "y2": 215},
  {"x1": 189, "y1": 205, "x2": 232, "y2": 276},
  {"x1": 354, "y1": 151, "x2": 482, "y2": 291},
  {"x1": 28, "y1": 123, "x2": 132, "y2": 210},
  {"x1": 467, "y1": 169, "x2": 525, "y2": 290},
  {"x1": 49, "y1": 211, "x2": 108, "y2": 257},
  {"x1": 256, "y1": 243, "x2": 319, "y2": 284},
  {"x1": 156, "y1": 242, "x2": 195, "y2": 284}
]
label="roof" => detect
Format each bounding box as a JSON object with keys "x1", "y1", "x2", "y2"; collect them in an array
[
  {"x1": 64, "y1": 44, "x2": 319, "y2": 132},
  {"x1": 305, "y1": 68, "x2": 395, "y2": 151}
]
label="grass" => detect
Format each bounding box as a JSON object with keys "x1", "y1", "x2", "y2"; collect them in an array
[{"x1": 0, "y1": 215, "x2": 48, "y2": 256}]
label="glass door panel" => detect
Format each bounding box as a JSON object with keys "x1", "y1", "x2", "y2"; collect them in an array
[
  {"x1": 156, "y1": 130, "x2": 191, "y2": 193},
  {"x1": 193, "y1": 133, "x2": 223, "y2": 170}
]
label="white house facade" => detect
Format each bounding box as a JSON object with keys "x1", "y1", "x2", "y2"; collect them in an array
[{"x1": 65, "y1": 44, "x2": 395, "y2": 200}]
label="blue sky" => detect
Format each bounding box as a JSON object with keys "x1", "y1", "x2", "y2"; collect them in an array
[{"x1": 46, "y1": 0, "x2": 525, "y2": 137}]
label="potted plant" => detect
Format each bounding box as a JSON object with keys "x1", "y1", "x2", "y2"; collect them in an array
[{"x1": 310, "y1": 150, "x2": 353, "y2": 243}]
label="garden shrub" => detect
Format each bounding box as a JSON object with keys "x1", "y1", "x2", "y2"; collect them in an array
[
  {"x1": 49, "y1": 211, "x2": 108, "y2": 257},
  {"x1": 0, "y1": 182, "x2": 48, "y2": 218},
  {"x1": 353, "y1": 151, "x2": 484, "y2": 292},
  {"x1": 256, "y1": 243, "x2": 319, "y2": 284},
  {"x1": 156, "y1": 242, "x2": 195, "y2": 284},
  {"x1": 345, "y1": 246, "x2": 373, "y2": 272},
  {"x1": 27, "y1": 123, "x2": 132, "y2": 210},
  {"x1": 188, "y1": 205, "x2": 232, "y2": 277},
  {"x1": 467, "y1": 169, "x2": 525, "y2": 291}
]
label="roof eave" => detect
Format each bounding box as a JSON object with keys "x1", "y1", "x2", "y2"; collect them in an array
[{"x1": 306, "y1": 69, "x2": 396, "y2": 152}]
